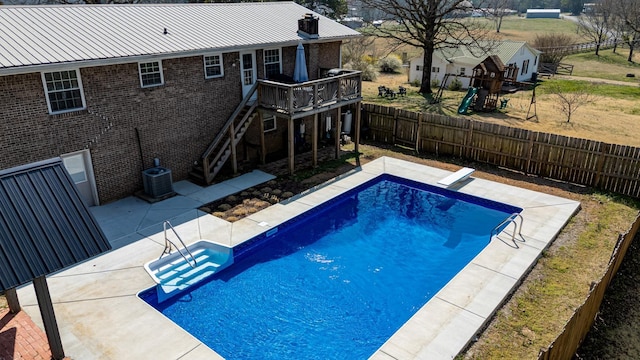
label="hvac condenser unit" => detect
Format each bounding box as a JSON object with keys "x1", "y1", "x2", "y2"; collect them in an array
[{"x1": 142, "y1": 167, "x2": 173, "y2": 198}]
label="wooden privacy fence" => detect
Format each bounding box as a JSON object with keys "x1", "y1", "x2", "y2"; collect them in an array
[
  {"x1": 538, "y1": 214, "x2": 640, "y2": 359},
  {"x1": 363, "y1": 104, "x2": 640, "y2": 199}
]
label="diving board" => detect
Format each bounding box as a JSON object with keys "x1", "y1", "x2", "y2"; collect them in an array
[{"x1": 438, "y1": 167, "x2": 475, "y2": 187}]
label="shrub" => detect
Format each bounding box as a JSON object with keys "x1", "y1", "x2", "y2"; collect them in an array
[
  {"x1": 362, "y1": 64, "x2": 378, "y2": 81},
  {"x1": 448, "y1": 77, "x2": 463, "y2": 91},
  {"x1": 430, "y1": 79, "x2": 439, "y2": 88},
  {"x1": 344, "y1": 61, "x2": 378, "y2": 81},
  {"x1": 378, "y1": 55, "x2": 403, "y2": 73}
]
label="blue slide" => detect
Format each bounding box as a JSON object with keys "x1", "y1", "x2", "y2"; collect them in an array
[{"x1": 457, "y1": 87, "x2": 478, "y2": 114}]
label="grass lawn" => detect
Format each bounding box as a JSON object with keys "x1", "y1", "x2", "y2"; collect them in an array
[{"x1": 479, "y1": 15, "x2": 583, "y2": 43}]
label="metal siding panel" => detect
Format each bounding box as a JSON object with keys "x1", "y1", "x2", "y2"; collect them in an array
[
  {"x1": 13, "y1": 173, "x2": 66, "y2": 271},
  {"x1": 47, "y1": 166, "x2": 111, "y2": 257},
  {"x1": 14, "y1": 9, "x2": 73, "y2": 64},
  {"x1": 0, "y1": 3, "x2": 360, "y2": 70},
  {"x1": 0, "y1": 210, "x2": 28, "y2": 290},
  {"x1": 0, "y1": 177, "x2": 49, "y2": 278},
  {"x1": 0, "y1": 159, "x2": 111, "y2": 292},
  {"x1": 29, "y1": 170, "x2": 78, "y2": 265}
]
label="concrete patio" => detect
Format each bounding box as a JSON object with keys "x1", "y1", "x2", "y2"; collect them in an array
[{"x1": 15, "y1": 157, "x2": 580, "y2": 359}]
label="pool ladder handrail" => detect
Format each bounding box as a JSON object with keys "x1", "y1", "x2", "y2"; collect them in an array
[
  {"x1": 490, "y1": 213, "x2": 524, "y2": 243},
  {"x1": 161, "y1": 220, "x2": 197, "y2": 268}
]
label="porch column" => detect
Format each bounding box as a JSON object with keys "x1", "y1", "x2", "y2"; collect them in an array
[
  {"x1": 33, "y1": 276, "x2": 65, "y2": 360},
  {"x1": 6, "y1": 287, "x2": 20, "y2": 313},
  {"x1": 288, "y1": 117, "x2": 295, "y2": 174},
  {"x1": 312, "y1": 114, "x2": 318, "y2": 167}
]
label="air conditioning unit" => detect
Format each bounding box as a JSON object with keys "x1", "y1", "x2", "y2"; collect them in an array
[{"x1": 142, "y1": 167, "x2": 173, "y2": 198}]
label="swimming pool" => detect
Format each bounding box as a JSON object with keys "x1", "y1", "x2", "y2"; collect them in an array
[{"x1": 140, "y1": 174, "x2": 521, "y2": 359}]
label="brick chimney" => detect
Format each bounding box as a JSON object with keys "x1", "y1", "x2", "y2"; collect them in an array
[{"x1": 298, "y1": 13, "x2": 319, "y2": 39}]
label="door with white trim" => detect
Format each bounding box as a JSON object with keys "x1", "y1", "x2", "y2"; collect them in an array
[
  {"x1": 61, "y1": 150, "x2": 99, "y2": 206},
  {"x1": 240, "y1": 50, "x2": 257, "y2": 100}
]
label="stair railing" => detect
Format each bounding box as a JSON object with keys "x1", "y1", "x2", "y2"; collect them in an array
[
  {"x1": 201, "y1": 82, "x2": 259, "y2": 182},
  {"x1": 161, "y1": 220, "x2": 197, "y2": 268}
]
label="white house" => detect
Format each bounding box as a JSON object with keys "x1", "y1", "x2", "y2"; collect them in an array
[{"x1": 409, "y1": 40, "x2": 542, "y2": 89}]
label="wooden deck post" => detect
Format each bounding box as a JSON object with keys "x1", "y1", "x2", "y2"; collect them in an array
[
  {"x1": 259, "y1": 112, "x2": 266, "y2": 165},
  {"x1": 312, "y1": 114, "x2": 318, "y2": 167},
  {"x1": 229, "y1": 123, "x2": 238, "y2": 175},
  {"x1": 335, "y1": 107, "x2": 342, "y2": 159},
  {"x1": 354, "y1": 104, "x2": 361, "y2": 156},
  {"x1": 33, "y1": 276, "x2": 65, "y2": 360},
  {"x1": 6, "y1": 287, "x2": 20, "y2": 313},
  {"x1": 288, "y1": 117, "x2": 295, "y2": 174}
]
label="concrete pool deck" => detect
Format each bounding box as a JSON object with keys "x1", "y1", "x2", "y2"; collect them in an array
[{"x1": 15, "y1": 157, "x2": 580, "y2": 359}]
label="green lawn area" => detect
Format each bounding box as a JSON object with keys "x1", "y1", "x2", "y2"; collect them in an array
[
  {"x1": 565, "y1": 49, "x2": 640, "y2": 82},
  {"x1": 475, "y1": 15, "x2": 583, "y2": 43}
]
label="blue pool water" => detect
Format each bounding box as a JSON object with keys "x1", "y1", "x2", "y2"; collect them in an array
[{"x1": 140, "y1": 175, "x2": 521, "y2": 359}]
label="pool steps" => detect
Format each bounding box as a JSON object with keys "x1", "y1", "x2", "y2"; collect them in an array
[{"x1": 144, "y1": 240, "x2": 233, "y2": 303}]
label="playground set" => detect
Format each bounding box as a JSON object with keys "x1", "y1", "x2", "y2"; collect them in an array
[{"x1": 432, "y1": 55, "x2": 538, "y2": 120}]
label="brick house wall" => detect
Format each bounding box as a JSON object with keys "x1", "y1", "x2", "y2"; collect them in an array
[
  {"x1": 0, "y1": 41, "x2": 343, "y2": 204},
  {"x1": 1, "y1": 53, "x2": 240, "y2": 203}
]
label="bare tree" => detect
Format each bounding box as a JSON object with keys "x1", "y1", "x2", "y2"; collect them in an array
[
  {"x1": 532, "y1": 33, "x2": 576, "y2": 69},
  {"x1": 360, "y1": 0, "x2": 493, "y2": 94},
  {"x1": 341, "y1": 36, "x2": 377, "y2": 66},
  {"x1": 488, "y1": 0, "x2": 513, "y2": 33},
  {"x1": 577, "y1": 0, "x2": 613, "y2": 56},
  {"x1": 548, "y1": 83, "x2": 595, "y2": 123},
  {"x1": 611, "y1": 0, "x2": 640, "y2": 62}
]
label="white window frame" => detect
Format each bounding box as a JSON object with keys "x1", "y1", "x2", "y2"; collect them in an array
[
  {"x1": 138, "y1": 60, "x2": 164, "y2": 88},
  {"x1": 263, "y1": 115, "x2": 277, "y2": 132},
  {"x1": 459, "y1": 67, "x2": 466, "y2": 75},
  {"x1": 41, "y1": 69, "x2": 86, "y2": 115},
  {"x1": 416, "y1": 65, "x2": 422, "y2": 71},
  {"x1": 203, "y1": 54, "x2": 224, "y2": 79},
  {"x1": 521, "y1": 59, "x2": 530, "y2": 75},
  {"x1": 431, "y1": 67, "x2": 440, "y2": 73},
  {"x1": 263, "y1": 48, "x2": 282, "y2": 79}
]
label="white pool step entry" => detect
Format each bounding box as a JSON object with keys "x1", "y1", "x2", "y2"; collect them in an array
[{"x1": 144, "y1": 240, "x2": 233, "y2": 302}]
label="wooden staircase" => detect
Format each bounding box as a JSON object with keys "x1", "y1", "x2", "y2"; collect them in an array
[{"x1": 190, "y1": 83, "x2": 259, "y2": 185}]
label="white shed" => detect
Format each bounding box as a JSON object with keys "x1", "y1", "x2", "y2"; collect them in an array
[{"x1": 408, "y1": 40, "x2": 541, "y2": 89}]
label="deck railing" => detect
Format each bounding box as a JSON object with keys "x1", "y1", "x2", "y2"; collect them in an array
[{"x1": 257, "y1": 70, "x2": 361, "y2": 116}]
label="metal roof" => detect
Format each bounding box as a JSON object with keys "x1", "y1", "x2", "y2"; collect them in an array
[
  {"x1": 0, "y1": 2, "x2": 361, "y2": 74},
  {"x1": 433, "y1": 40, "x2": 541, "y2": 67},
  {"x1": 0, "y1": 158, "x2": 111, "y2": 292}
]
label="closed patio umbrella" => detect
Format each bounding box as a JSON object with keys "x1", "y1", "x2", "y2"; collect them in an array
[{"x1": 293, "y1": 42, "x2": 309, "y2": 83}]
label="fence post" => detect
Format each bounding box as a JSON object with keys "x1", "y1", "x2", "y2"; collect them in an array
[
  {"x1": 392, "y1": 107, "x2": 399, "y2": 144},
  {"x1": 525, "y1": 132, "x2": 535, "y2": 175},
  {"x1": 415, "y1": 113, "x2": 423, "y2": 153},
  {"x1": 593, "y1": 143, "x2": 611, "y2": 189},
  {"x1": 464, "y1": 118, "x2": 473, "y2": 158}
]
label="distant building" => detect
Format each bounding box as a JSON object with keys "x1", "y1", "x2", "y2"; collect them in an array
[{"x1": 526, "y1": 9, "x2": 561, "y2": 18}]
